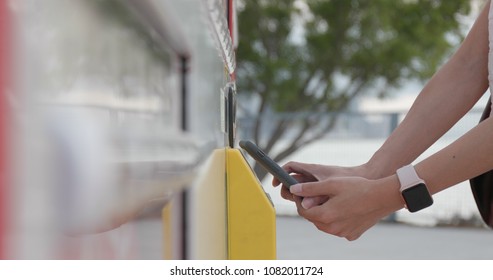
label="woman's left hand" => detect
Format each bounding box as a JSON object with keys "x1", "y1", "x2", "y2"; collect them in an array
[{"x1": 290, "y1": 176, "x2": 404, "y2": 241}]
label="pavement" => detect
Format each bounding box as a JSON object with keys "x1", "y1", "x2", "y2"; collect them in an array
[
  {"x1": 132, "y1": 216, "x2": 493, "y2": 260},
  {"x1": 276, "y1": 216, "x2": 493, "y2": 260}
]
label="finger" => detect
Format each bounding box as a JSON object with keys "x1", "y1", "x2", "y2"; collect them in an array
[
  {"x1": 279, "y1": 174, "x2": 317, "y2": 191},
  {"x1": 281, "y1": 162, "x2": 317, "y2": 180},
  {"x1": 293, "y1": 195, "x2": 304, "y2": 206},
  {"x1": 272, "y1": 170, "x2": 315, "y2": 187},
  {"x1": 280, "y1": 186, "x2": 306, "y2": 203},
  {"x1": 312, "y1": 221, "x2": 347, "y2": 238},
  {"x1": 274, "y1": 170, "x2": 318, "y2": 188},
  {"x1": 280, "y1": 186, "x2": 295, "y2": 201},
  {"x1": 290, "y1": 180, "x2": 338, "y2": 197},
  {"x1": 295, "y1": 199, "x2": 333, "y2": 223},
  {"x1": 292, "y1": 174, "x2": 318, "y2": 183},
  {"x1": 300, "y1": 195, "x2": 329, "y2": 209},
  {"x1": 272, "y1": 177, "x2": 281, "y2": 187}
]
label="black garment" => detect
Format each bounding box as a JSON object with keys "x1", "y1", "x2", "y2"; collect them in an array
[{"x1": 469, "y1": 100, "x2": 493, "y2": 228}]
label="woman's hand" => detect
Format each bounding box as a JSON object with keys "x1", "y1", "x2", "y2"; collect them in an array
[
  {"x1": 289, "y1": 175, "x2": 404, "y2": 241},
  {"x1": 272, "y1": 161, "x2": 377, "y2": 208}
]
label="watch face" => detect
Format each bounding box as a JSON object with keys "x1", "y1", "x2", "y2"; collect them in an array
[{"x1": 402, "y1": 183, "x2": 433, "y2": 213}]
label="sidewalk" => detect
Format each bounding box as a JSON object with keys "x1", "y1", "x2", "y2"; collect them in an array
[
  {"x1": 276, "y1": 216, "x2": 493, "y2": 259},
  {"x1": 133, "y1": 215, "x2": 493, "y2": 259}
]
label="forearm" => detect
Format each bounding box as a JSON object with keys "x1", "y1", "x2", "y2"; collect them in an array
[
  {"x1": 365, "y1": 2, "x2": 490, "y2": 178},
  {"x1": 291, "y1": 117, "x2": 493, "y2": 241},
  {"x1": 415, "y1": 116, "x2": 493, "y2": 195},
  {"x1": 367, "y1": 62, "x2": 488, "y2": 178}
]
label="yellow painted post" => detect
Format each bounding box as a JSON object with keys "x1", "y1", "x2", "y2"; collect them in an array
[
  {"x1": 162, "y1": 202, "x2": 174, "y2": 260},
  {"x1": 162, "y1": 195, "x2": 186, "y2": 260},
  {"x1": 188, "y1": 149, "x2": 227, "y2": 259},
  {"x1": 164, "y1": 148, "x2": 276, "y2": 259},
  {"x1": 226, "y1": 148, "x2": 276, "y2": 260}
]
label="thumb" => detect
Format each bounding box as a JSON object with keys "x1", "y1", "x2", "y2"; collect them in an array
[{"x1": 289, "y1": 179, "x2": 338, "y2": 197}]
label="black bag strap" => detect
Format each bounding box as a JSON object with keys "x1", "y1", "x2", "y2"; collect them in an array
[{"x1": 469, "y1": 99, "x2": 493, "y2": 228}]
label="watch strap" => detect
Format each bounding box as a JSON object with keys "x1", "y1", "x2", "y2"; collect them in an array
[{"x1": 396, "y1": 164, "x2": 425, "y2": 192}]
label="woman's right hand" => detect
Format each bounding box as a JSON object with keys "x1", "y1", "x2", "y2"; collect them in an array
[{"x1": 272, "y1": 161, "x2": 374, "y2": 208}]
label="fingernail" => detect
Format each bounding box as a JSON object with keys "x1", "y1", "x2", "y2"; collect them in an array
[
  {"x1": 301, "y1": 197, "x2": 315, "y2": 209},
  {"x1": 290, "y1": 184, "x2": 302, "y2": 194},
  {"x1": 301, "y1": 199, "x2": 311, "y2": 209}
]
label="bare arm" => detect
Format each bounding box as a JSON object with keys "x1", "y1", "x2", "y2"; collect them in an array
[
  {"x1": 417, "y1": 116, "x2": 493, "y2": 194},
  {"x1": 276, "y1": 1, "x2": 490, "y2": 189},
  {"x1": 286, "y1": 2, "x2": 493, "y2": 240},
  {"x1": 276, "y1": 1, "x2": 491, "y2": 209},
  {"x1": 366, "y1": 1, "x2": 490, "y2": 178},
  {"x1": 290, "y1": 106, "x2": 493, "y2": 240}
]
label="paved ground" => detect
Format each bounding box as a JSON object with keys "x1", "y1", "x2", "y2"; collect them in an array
[
  {"x1": 276, "y1": 216, "x2": 493, "y2": 260},
  {"x1": 132, "y1": 216, "x2": 493, "y2": 260}
]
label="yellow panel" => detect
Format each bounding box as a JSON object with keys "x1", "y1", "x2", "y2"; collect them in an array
[
  {"x1": 226, "y1": 148, "x2": 276, "y2": 260},
  {"x1": 161, "y1": 195, "x2": 185, "y2": 260},
  {"x1": 188, "y1": 149, "x2": 227, "y2": 259},
  {"x1": 164, "y1": 148, "x2": 276, "y2": 260},
  {"x1": 162, "y1": 202, "x2": 173, "y2": 260}
]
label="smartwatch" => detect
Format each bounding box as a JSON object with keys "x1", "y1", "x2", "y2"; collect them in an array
[{"x1": 396, "y1": 165, "x2": 433, "y2": 213}]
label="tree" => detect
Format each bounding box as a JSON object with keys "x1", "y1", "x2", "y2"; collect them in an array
[{"x1": 236, "y1": 0, "x2": 471, "y2": 181}]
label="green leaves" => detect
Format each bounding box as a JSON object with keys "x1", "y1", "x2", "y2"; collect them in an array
[
  {"x1": 236, "y1": 0, "x2": 471, "y2": 178},
  {"x1": 238, "y1": 0, "x2": 470, "y2": 112}
]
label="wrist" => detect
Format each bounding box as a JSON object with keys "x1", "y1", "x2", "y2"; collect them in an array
[
  {"x1": 371, "y1": 175, "x2": 406, "y2": 214},
  {"x1": 359, "y1": 161, "x2": 388, "y2": 180},
  {"x1": 366, "y1": 147, "x2": 413, "y2": 179}
]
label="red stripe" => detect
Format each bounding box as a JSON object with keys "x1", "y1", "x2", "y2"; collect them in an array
[
  {"x1": 228, "y1": 0, "x2": 234, "y2": 43},
  {"x1": 0, "y1": 0, "x2": 11, "y2": 259},
  {"x1": 228, "y1": 0, "x2": 236, "y2": 81}
]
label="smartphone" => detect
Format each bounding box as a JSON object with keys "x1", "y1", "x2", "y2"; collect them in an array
[{"x1": 239, "y1": 140, "x2": 298, "y2": 188}]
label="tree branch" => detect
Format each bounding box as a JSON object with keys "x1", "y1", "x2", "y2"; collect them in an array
[
  {"x1": 253, "y1": 91, "x2": 268, "y2": 144},
  {"x1": 271, "y1": 116, "x2": 318, "y2": 163},
  {"x1": 269, "y1": 79, "x2": 368, "y2": 167},
  {"x1": 263, "y1": 118, "x2": 288, "y2": 154}
]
